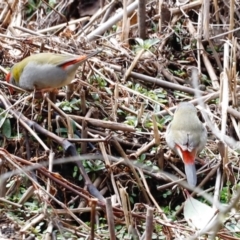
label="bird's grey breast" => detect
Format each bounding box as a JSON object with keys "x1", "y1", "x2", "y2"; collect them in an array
[{"x1": 20, "y1": 62, "x2": 68, "y2": 90}]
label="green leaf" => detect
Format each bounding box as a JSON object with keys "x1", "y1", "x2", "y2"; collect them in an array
[
  {"x1": 62, "y1": 106, "x2": 72, "y2": 112},
  {"x1": 140, "y1": 154, "x2": 146, "y2": 161},
  {"x1": 73, "y1": 166, "x2": 78, "y2": 178},
  {"x1": 2, "y1": 118, "x2": 11, "y2": 138},
  {"x1": 55, "y1": 128, "x2": 68, "y2": 134},
  {"x1": 134, "y1": 38, "x2": 160, "y2": 51},
  {"x1": 135, "y1": 38, "x2": 144, "y2": 46},
  {"x1": 91, "y1": 93, "x2": 99, "y2": 100},
  {"x1": 124, "y1": 116, "x2": 138, "y2": 127},
  {"x1": 70, "y1": 119, "x2": 77, "y2": 132},
  {"x1": 105, "y1": 87, "x2": 113, "y2": 95}
]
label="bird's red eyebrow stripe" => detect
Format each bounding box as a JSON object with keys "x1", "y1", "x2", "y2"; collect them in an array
[
  {"x1": 176, "y1": 145, "x2": 196, "y2": 164},
  {"x1": 61, "y1": 55, "x2": 88, "y2": 69}
]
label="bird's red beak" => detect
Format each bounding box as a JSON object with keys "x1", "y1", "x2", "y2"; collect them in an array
[{"x1": 6, "y1": 73, "x2": 14, "y2": 94}]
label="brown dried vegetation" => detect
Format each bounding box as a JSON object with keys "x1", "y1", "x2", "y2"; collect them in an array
[{"x1": 0, "y1": 0, "x2": 240, "y2": 239}]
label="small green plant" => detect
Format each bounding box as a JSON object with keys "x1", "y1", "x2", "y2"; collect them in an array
[
  {"x1": 134, "y1": 38, "x2": 160, "y2": 52},
  {"x1": 126, "y1": 82, "x2": 168, "y2": 109},
  {"x1": 144, "y1": 115, "x2": 169, "y2": 130},
  {"x1": 0, "y1": 108, "x2": 12, "y2": 138},
  {"x1": 56, "y1": 98, "x2": 81, "y2": 112},
  {"x1": 24, "y1": 200, "x2": 42, "y2": 212},
  {"x1": 48, "y1": 0, "x2": 57, "y2": 8},
  {"x1": 201, "y1": 73, "x2": 212, "y2": 84},
  {"x1": 151, "y1": 22, "x2": 158, "y2": 33},
  {"x1": 83, "y1": 159, "x2": 105, "y2": 172},
  {"x1": 25, "y1": 0, "x2": 57, "y2": 17},
  {"x1": 72, "y1": 165, "x2": 78, "y2": 178},
  {"x1": 33, "y1": 221, "x2": 45, "y2": 234},
  {"x1": 55, "y1": 120, "x2": 77, "y2": 138},
  {"x1": 171, "y1": 69, "x2": 187, "y2": 78},
  {"x1": 89, "y1": 75, "x2": 113, "y2": 96},
  {"x1": 163, "y1": 190, "x2": 172, "y2": 198},
  {"x1": 220, "y1": 183, "x2": 231, "y2": 203},
  {"x1": 115, "y1": 225, "x2": 129, "y2": 239},
  {"x1": 133, "y1": 155, "x2": 159, "y2": 175},
  {"x1": 155, "y1": 224, "x2": 164, "y2": 239},
  {"x1": 25, "y1": 0, "x2": 40, "y2": 17},
  {"x1": 89, "y1": 75, "x2": 107, "y2": 88},
  {"x1": 73, "y1": 160, "x2": 105, "y2": 181},
  {"x1": 124, "y1": 115, "x2": 138, "y2": 127}
]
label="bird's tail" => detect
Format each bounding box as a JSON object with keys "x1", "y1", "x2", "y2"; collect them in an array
[
  {"x1": 61, "y1": 49, "x2": 102, "y2": 69},
  {"x1": 184, "y1": 163, "x2": 197, "y2": 187}
]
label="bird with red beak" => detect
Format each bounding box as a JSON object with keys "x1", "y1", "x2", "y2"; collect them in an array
[
  {"x1": 6, "y1": 50, "x2": 100, "y2": 93},
  {"x1": 165, "y1": 102, "x2": 207, "y2": 187}
]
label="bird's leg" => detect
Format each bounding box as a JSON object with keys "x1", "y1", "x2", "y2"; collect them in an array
[
  {"x1": 39, "y1": 88, "x2": 58, "y2": 103},
  {"x1": 43, "y1": 89, "x2": 58, "y2": 131},
  {"x1": 31, "y1": 88, "x2": 37, "y2": 120},
  {"x1": 46, "y1": 95, "x2": 52, "y2": 132},
  {"x1": 48, "y1": 91, "x2": 57, "y2": 103},
  {"x1": 36, "y1": 87, "x2": 46, "y2": 118}
]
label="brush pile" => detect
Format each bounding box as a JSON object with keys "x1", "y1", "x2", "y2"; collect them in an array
[{"x1": 0, "y1": 0, "x2": 239, "y2": 239}]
